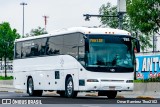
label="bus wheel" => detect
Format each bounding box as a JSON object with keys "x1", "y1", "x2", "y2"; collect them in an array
[
  {"x1": 27, "y1": 78, "x2": 43, "y2": 96},
  {"x1": 65, "y1": 77, "x2": 77, "y2": 98},
  {"x1": 106, "y1": 91, "x2": 117, "y2": 99}
]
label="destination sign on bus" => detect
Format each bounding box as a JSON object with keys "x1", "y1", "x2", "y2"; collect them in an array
[
  {"x1": 90, "y1": 37, "x2": 130, "y2": 44},
  {"x1": 90, "y1": 39, "x2": 104, "y2": 43}
]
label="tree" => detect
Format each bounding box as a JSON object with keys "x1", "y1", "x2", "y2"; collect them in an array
[
  {"x1": 0, "y1": 22, "x2": 20, "y2": 78},
  {"x1": 25, "y1": 26, "x2": 48, "y2": 37},
  {"x1": 99, "y1": 2, "x2": 152, "y2": 52},
  {"x1": 127, "y1": 0, "x2": 160, "y2": 34}
]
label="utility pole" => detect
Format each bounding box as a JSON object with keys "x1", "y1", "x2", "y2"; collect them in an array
[
  {"x1": 83, "y1": 0, "x2": 126, "y2": 30},
  {"x1": 43, "y1": 15, "x2": 49, "y2": 30},
  {"x1": 118, "y1": 12, "x2": 124, "y2": 29},
  {"x1": 83, "y1": 13, "x2": 124, "y2": 30},
  {"x1": 117, "y1": 0, "x2": 126, "y2": 29},
  {"x1": 20, "y1": 2, "x2": 27, "y2": 37}
]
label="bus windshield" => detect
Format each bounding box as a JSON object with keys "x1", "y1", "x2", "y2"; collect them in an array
[{"x1": 86, "y1": 35, "x2": 134, "y2": 68}]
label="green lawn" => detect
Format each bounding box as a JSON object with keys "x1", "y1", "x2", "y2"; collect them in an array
[
  {"x1": 0, "y1": 76, "x2": 13, "y2": 80},
  {"x1": 134, "y1": 77, "x2": 160, "y2": 83}
]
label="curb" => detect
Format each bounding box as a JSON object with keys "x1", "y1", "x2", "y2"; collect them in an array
[
  {"x1": 0, "y1": 90, "x2": 8, "y2": 92},
  {"x1": 14, "y1": 90, "x2": 24, "y2": 93}
]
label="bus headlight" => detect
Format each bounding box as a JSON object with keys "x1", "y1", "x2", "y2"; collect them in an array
[
  {"x1": 87, "y1": 79, "x2": 99, "y2": 82},
  {"x1": 126, "y1": 80, "x2": 133, "y2": 83}
]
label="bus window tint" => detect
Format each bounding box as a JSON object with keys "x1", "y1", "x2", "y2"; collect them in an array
[
  {"x1": 20, "y1": 38, "x2": 48, "y2": 58},
  {"x1": 87, "y1": 36, "x2": 134, "y2": 68},
  {"x1": 22, "y1": 41, "x2": 32, "y2": 57},
  {"x1": 15, "y1": 42, "x2": 22, "y2": 59},
  {"x1": 30, "y1": 40, "x2": 39, "y2": 56},
  {"x1": 39, "y1": 38, "x2": 47, "y2": 55},
  {"x1": 47, "y1": 36, "x2": 63, "y2": 55},
  {"x1": 63, "y1": 33, "x2": 79, "y2": 58}
]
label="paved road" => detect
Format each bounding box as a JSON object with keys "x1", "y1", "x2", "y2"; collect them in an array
[
  {"x1": 1, "y1": 104, "x2": 160, "y2": 107},
  {"x1": 0, "y1": 92, "x2": 160, "y2": 104},
  {"x1": 0, "y1": 92, "x2": 160, "y2": 107}
]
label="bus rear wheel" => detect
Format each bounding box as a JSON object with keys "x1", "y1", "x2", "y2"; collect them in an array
[
  {"x1": 65, "y1": 77, "x2": 78, "y2": 98},
  {"x1": 27, "y1": 77, "x2": 43, "y2": 96}
]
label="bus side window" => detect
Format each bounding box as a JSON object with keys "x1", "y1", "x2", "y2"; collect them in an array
[
  {"x1": 30, "y1": 44, "x2": 39, "y2": 56},
  {"x1": 78, "y1": 46, "x2": 85, "y2": 65},
  {"x1": 27, "y1": 38, "x2": 47, "y2": 57},
  {"x1": 47, "y1": 36, "x2": 63, "y2": 55},
  {"x1": 63, "y1": 33, "x2": 80, "y2": 58},
  {"x1": 22, "y1": 41, "x2": 34, "y2": 58},
  {"x1": 78, "y1": 34, "x2": 85, "y2": 65},
  {"x1": 39, "y1": 38, "x2": 47, "y2": 55},
  {"x1": 15, "y1": 42, "x2": 22, "y2": 59}
]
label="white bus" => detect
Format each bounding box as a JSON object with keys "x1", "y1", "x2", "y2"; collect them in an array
[{"x1": 13, "y1": 27, "x2": 140, "y2": 99}]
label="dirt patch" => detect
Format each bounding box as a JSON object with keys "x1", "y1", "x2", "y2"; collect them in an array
[{"x1": 136, "y1": 96, "x2": 154, "y2": 99}]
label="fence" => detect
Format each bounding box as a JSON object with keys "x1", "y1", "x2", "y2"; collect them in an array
[{"x1": 0, "y1": 61, "x2": 13, "y2": 76}]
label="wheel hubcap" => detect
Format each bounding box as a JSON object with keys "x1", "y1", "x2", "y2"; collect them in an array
[
  {"x1": 28, "y1": 80, "x2": 33, "y2": 94},
  {"x1": 67, "y1": 81, "x2": 73, "y2": 95}
]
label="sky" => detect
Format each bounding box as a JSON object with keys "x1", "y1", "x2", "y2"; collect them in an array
[
  {"x1": 0, "y1": 0, "x2": 159, "y2": 51},
  {"x1": 0, "y1": 0, "x2": 117, "y2": 35}
]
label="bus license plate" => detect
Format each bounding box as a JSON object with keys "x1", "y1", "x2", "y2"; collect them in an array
[{"x1": 109, "y1": 86, "x2": 115, "y2": 90}]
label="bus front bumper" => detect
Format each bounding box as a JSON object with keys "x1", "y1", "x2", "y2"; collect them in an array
[{"x1": 85, "y1": 80, "x2": 133, "y2": 91}]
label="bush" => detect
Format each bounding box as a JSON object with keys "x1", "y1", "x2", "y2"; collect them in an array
[{"x1": 0, "y1": 76, "x2": 13, "y2": 80}]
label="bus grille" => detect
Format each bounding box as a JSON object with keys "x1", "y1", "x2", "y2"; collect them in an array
[{"x1": 101, "y1": 79, "x2": 124, "y2": 82}]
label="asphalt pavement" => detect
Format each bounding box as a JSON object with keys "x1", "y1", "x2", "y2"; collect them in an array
[
  {"x1": 0, "y1": 84, "x2": 160, "y2": 106},
  {"x1": 0, "y1": 86, "x2": 160, "y2": 99},
  {"x1": 1, "y1": 104, "x2": 160, "y2": 107}
]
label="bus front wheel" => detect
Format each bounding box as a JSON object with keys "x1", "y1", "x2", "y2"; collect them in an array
[
  {"x1": 65, "y1": 77, "x2": 77, "y2": 98},
  {"x1": 27, "y1": 77, "x2": 43, "y2": 96}
]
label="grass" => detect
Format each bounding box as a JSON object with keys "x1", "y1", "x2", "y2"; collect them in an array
[
  {"x1": 134, "y1": 79, "x2": 143, "y2": 83},
  {"x1": 0, "y1": 76, "x2": 13, "y2": 80},
  {"x1": 134, "y1": 77, "x2": 160, "y2": 83}
]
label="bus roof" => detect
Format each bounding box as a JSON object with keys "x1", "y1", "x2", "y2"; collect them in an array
[{"x1": 15, "y1": 27, "x2": 131, "y2": 42}]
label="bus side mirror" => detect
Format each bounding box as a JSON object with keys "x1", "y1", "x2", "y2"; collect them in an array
[
  {"x1": 134, "y1": 40, "x2": 140, "y2": 53},
  {"x1": 136, "y1": 41, "x2": 140, "y2": 53}
]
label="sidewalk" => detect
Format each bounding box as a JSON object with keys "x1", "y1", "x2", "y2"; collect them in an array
[
  {"x1": 0, "y1": 80, "x2": 13, "y2": 88},
  {"x1": 0, "y1": 80, "x2": 25, "y2": 93},
  {"x1": 0, "y1": 87, "x2": 24, "y2": 93}
]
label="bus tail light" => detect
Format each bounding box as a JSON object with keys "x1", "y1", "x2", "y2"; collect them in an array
[
  {"x1": 126, "y1": 80, "x2": 133, "y2": 83},
  {"x1": 87, "y1": 79, "x2": 99, "y2": 82}
]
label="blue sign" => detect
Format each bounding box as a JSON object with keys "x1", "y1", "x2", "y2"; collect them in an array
[{"x1": 136, "y1": 54, "x2": 160, "y2": 79}]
